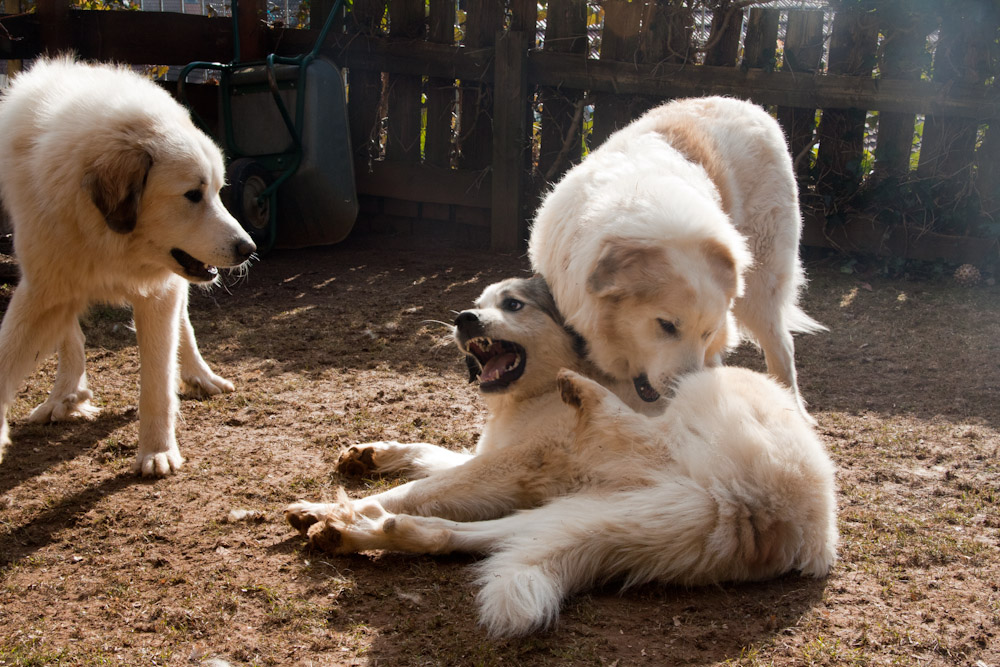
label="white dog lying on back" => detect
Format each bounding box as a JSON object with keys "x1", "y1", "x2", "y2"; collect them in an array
[
  {"x1": 285, "y1": 277, "x2": 838, "y2": 636},
  {"x1": 0, "y1": 58, "x2": 255, "y2": 475},
  {"x1": 530, "y1": 96, "x2": 824, "y2": 416}
]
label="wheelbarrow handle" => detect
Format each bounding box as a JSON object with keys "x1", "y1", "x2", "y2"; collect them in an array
[{"x1": 177, "y1": 61, "x2": 229, "y2": 137}]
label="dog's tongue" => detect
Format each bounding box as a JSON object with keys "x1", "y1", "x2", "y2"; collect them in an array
[
  {"x1": 634, "y1": 374, "x2": 661, "y2": 402},
  {"x1": 481, "y1": 353, "x2": 517, "y2": 383}
]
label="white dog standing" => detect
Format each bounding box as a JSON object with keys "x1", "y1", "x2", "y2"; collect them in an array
[
  {"x1": 530, "y1": 96, "x2": 824, "y2": 415},
  {"x1": 0, "y1": 58, "x2": 255, "y2": 476}
]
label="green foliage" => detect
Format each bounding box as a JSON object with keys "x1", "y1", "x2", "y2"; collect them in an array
[{"x1": 71, "y1": 0, "x2": 137, "y2": 9}]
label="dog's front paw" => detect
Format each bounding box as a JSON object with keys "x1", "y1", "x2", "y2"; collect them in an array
[
  {"x1": 306, "y1": 518, "x2": 349, "y2": 554},
  {"x1": 285, "y1": 500, "x2": 336, "y2": 535},
  {"x1": 27, "y1": 390, "x2": 101, "y2": 423},
  {"x1": 336, "y1": 445, "x2": 379, "y2": 478},
  {"x1": 133, "y1": 445, "x2": 184, "y2": 477},
  {"x1": 181, "y1": 370, "x2": 235, "y2": 397}
]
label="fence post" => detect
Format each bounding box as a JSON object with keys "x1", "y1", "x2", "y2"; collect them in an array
[
  {"x1": 591, "y1": 0, "x2": 644, "y2": 148},
  {"x1": 872, "y1": 7, "x2": 933, "y2": 183},
  {"x1": 424, "y1": 0, "x2": 456, "y2": 168},
  {"x1": 537, "y1": 0, "x2": 587, "y2": 184},
  {"x1": 776, "y1": 9, "x2": 825, "y2": 180},
  {"x1": 385, "y1": 0, "x2": 424, "y2": 163},
  {"x1": 742, "y1": 7, "x2": 778, "y2": 70},
  {"x1": 347, "y1": 0, "x2": 387, "y2": 168},
  {"x1": 814, "y1": 2, "x2": 879, "y2": 202},
  {"x1": 235, "y1": 0, "x2": 267, "y2": 61},
  {"x1": 457, "y1": 0, "x2": 504, "y2": 171},
  {"x1": 916, "y1": 1, "x2": 996, "y2": 233},
  {"x1": 703, "y1": 0, "x2": 743, "y2": 67},
  {"x1": 491, "y1": 30, "x2": 530, "y2": 252}
]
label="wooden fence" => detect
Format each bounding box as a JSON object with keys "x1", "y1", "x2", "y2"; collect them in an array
[{"x1": 2, "y1": 0, "x2": 999, "y2": 263}]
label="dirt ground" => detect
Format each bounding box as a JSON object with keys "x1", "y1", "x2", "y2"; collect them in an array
[{"x1": 0, "y1": 236, "x2": 998, "y2": 666}]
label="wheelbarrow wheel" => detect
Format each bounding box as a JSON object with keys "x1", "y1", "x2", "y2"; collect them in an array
[{"x1": 226, "y1": 158, "x2": 276, "y2": 252}]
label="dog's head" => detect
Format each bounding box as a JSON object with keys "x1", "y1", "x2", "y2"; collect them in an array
[
  {"x1": 82, "y1": 101, "x2": 255, "y2": 284},
  {"x1": 455, "y1": 275, "x2": 583, "y2": 400},
  {"x1": 582, "y1": 230, "x2": 750, "y2": 403}
]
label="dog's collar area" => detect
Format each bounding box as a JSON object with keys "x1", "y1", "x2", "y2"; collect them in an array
[
  {"x1": 633, "y1": 374, "x2": 661, "y2": 402},
  {"x1": 170, "y1": 248, "x2": 218, "y2": 282},
  {"x1": 464, "y1": 336, "x2": 527, "y2": 392}
]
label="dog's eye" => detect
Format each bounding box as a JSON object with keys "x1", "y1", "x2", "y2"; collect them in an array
[
  {"x1": 657, "y1": 319, "x2": 678, "y2": 336},
  {"x1": 184, "y1": 189, "x2": 203, "y2": 203},
  {"x1": 502, "y1": 298, "x2": 524, "y2": 312}
]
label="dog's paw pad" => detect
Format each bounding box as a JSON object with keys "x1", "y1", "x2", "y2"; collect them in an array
[
  {"x1": 336, "y1": 446, "x2": 378, "y2": 478},
  {"x1": 284, "y1": 502, "x2": 322, "y2": 535},
  {"x1": 306, "y1": 519, "x2": 345, "y2": 553}
]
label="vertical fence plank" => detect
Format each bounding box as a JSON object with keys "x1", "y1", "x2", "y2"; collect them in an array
[
  {"x1": 591, "y1": 0, "x2": 645, "y2": 148},
  {"x1": 704, "y1": 0, "x2": 744, "y2": 67},
  {"x1": 37, "y1": 0, "x2": 71, "y2": 52},
  {"x1": 975, "y1": 98, "x2": 1000, "y2": 221},
  {"x1": 814, "y1": 2, "x2": 879, "y2": 200},
  {"x1": 509, "y1": 0, "x2": 538, "y2": 35},
  {"x1": 425, "y1": 0, "x2": 456, "y2": 168},
  {"x1": 537, "y1": 0, "x2": 588, "y2": 183},
  {"x1": 457, "y1": 0, "x2": 504, "y2": 170},
  {"x1": 492, "y1": 30, "x2": 531, "y2": 251},
  {"x1": 872, "y1": 7, "x2": 933, "y2": 183},
  {"x1": 347, "y1": 0, "x2": 387, "y2": 167},
  {"x1": 916, "y1": 1, "x2": 996, "y2": 233},
  {"x1": 742, "y1": 7, "x2": 779, "y2": 70},
  {"x1": 640, "y1": 0, "x2": 693, "y2": 65},
  {"x1": 776, "y1": 9, "x2": 825, "y2": 180},
  {"x1": 385, "y1": 0, "x2": 424, "y2": 162}
]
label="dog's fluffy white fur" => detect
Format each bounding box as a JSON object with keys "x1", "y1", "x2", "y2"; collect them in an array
[
  {"x1": 0, "y1": 57, "x2": 255, "y2": 476},
  {"x1": 285, "y1": 277, "x2": 838, "y2": 637},
  {"x1": 529, "y1": 96, "x2": 824, "y2": 415}
]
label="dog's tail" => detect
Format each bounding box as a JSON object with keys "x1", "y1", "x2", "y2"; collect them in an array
[
  {"x1": 473, "y1": 476, "x2": 836, "y2": 637},
  {"x1": 785, "y1": 302, "x2": 827, "y2": 335}
]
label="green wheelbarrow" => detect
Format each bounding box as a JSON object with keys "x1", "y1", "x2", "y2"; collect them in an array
[{"x1": 178, "y1": 0, "x2": 357, "y2": 253}]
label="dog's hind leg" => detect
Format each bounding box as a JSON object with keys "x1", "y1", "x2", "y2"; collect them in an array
[
  {"x1": 131, "y1": 279, "x2": 185, "y2": 477},
  {"x1": 336, "y1": 441, "x2": 473, "y2": 479},
  {"x1": 177, "y1": 287, "x2": 234, "y2": 397},
  {"x1": 0, "y1": 285, "x2": 78, "y2": 461},
  {"x1": 27, "y1": 317, "x2": 101, "y2": 424}
]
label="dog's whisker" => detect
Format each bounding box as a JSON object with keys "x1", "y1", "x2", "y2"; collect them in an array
[{"x1": 421, "y1": 320, "x2": 455, "y2": 331}]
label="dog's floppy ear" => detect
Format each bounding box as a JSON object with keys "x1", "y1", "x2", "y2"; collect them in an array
[
  {"x1": 700, "y1": 237, "x2": 745, "y2": 301},
  {"x1": 587, "y1": 240, "x2": 664, "y2": 298},
  {"x1": 83, "y1": 142, "x2": 153, "y2": 234}
]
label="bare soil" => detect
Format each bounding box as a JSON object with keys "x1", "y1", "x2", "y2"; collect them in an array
[{"x1": 0, "y1": 238, "x2": 998, "y2": 666}]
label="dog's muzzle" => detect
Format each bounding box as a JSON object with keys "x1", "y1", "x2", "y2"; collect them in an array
[{"x1": 455, "y1": 310, "x2": 527, "y2": 392}]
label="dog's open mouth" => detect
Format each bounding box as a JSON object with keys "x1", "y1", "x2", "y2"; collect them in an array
[
  {"x1": 171, "y1": 248, "x2": 219, "y2": 282},
  {"x1": 633, "y1": 374, "x2": 661, "y2": 402},
  {"x1": 465, "y1": 337, "x2": 526, "y2": 392}
]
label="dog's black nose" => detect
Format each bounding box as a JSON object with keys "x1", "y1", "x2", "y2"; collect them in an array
[
  {"x1": 454, "y1": 311, "x2": 479, "y2": 328},
  {"x1": 236, "y1": 239, "x2": 256, "y2": 260}
]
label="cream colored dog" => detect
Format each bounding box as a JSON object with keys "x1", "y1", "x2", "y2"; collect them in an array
[
  {"x1": 529, "y1": 96, "x2": 824, "y2": 415},
  {"x1": 285, "y1": 277, "x2": 837, "y2": 637},
  {"x1": 0, "y1": 58, "x2": 255, "y2": 476}
]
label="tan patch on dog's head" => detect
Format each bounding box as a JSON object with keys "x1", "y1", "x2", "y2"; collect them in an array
[
  {"x1": 700, "y1": 237, "x2": 742, "y2": 301},
  {"x1": 646, "y1": 110, "x2": 733, "y2": 217},
  {"x1": 82, "y1": 118, "x2": 157, "y2": 234},
  {"x1": 587, "y1": 240, "x2": 669, "y2": 300}
]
